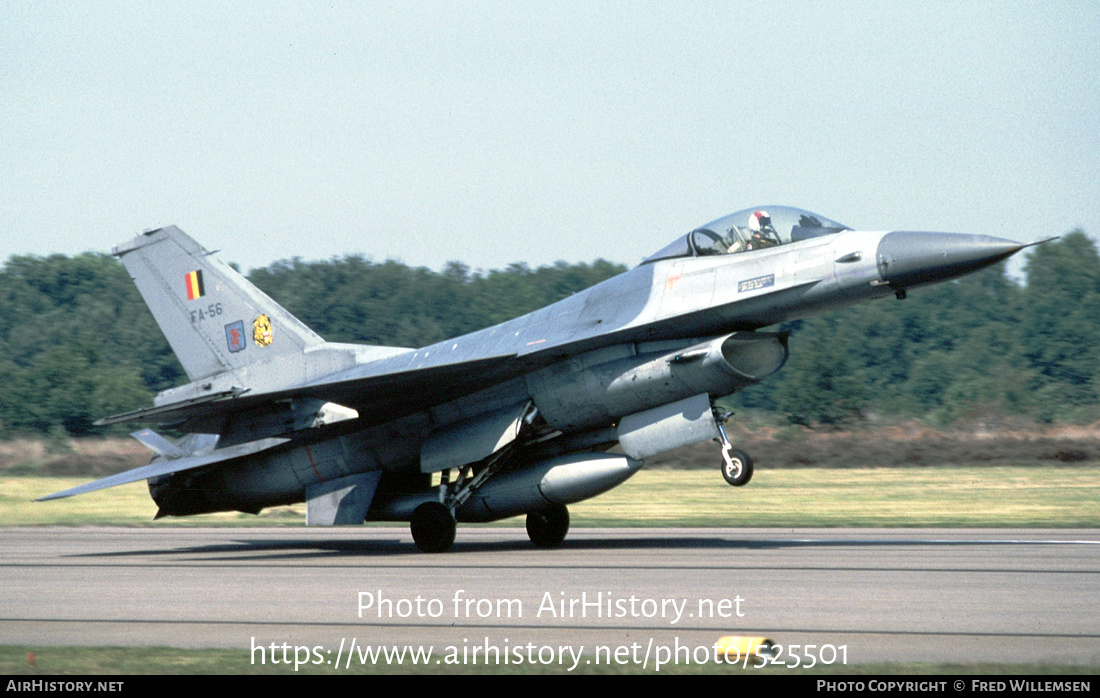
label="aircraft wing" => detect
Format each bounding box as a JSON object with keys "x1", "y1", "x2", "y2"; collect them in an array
[
  {"x1": 96, "y1": 352, "x2": 536, "y2": 428},
  {"x1": 59, "y1": 351, "x2": 548, "y2": 504},
  {"x1": 43, "y1": 351, "x2": 546, "y2": 504},
  {"x1": 36, "y1": 437, "x2": 291, "y2": 501}
]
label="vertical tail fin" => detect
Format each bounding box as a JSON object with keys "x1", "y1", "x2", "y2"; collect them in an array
[{"x1": 114, "y1": 226, "x2": 324, "y2": 381}]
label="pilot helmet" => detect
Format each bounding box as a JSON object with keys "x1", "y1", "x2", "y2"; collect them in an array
[{"x1": 748, "y1": 210, "x2": 771, "y2": 233}]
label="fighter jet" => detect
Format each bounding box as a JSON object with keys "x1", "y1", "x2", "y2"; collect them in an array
[{"x1": 40, "y1": 206, "x2": 1033, "y2": 552}]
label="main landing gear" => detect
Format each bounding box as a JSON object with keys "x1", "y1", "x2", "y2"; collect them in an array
[
  {"x1": 410, "y1": 500, "x2": 571, "y2": 553},
  {"x1": 410, "y1": 451, "x2": 511, "y2": 553},
  {"x1": 409, "y1": 446, "x2": 573, "y2": 553},
  {"x1": 410, "y1": 501, "x2": 572, "y2": 553},
  {"x1": 526, "y1": 503, "x2": 570, "y2": 548},
  {"x1": 714, "y1": 409, "x2": 753, "y2": 487},
  {"x1": 410, "y1": 502, "x2": 456, "y2": 553}
]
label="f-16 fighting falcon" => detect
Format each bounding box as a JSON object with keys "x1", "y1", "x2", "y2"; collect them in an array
[{"x1": 40, "y1": 206, "x2": 1035, "y2": 552}]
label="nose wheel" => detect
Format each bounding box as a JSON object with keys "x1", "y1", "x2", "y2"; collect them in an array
[
  {"x1": 720, "y1": 446, "x2": 753, "y2": 486},
  {"x1": 714, "y1": 411, "x2": 753, "y2": 487}
]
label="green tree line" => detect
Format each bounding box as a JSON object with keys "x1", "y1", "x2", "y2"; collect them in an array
[{"x1": 0, "y1": 232, "x2": 1095, "y2": 437}]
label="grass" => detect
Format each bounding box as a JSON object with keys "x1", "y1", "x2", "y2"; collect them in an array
[
  {"x1": 5, "y1": 464, "x2": 1100, "y2": 528},
  {"x1": 569, "y1": 466, "x2": 1100, "y2": 528}
]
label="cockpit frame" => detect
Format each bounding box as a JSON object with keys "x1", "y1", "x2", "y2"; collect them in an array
[{"x1": 643, "y1": 206, "x2": 851, "y2": 264}]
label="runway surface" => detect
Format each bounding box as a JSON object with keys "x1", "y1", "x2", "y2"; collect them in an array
[{"x1": 2, "y1": 526, "x2": 1098, "y2": 668}]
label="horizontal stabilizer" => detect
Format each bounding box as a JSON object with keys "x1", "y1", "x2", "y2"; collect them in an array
[{"x1": 36, "y1": 437, "x2": 290, "y2": 502}]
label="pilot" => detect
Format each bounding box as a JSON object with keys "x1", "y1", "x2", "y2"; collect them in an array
[{"x1": 745, "y1": 210, "x2": 780, "y2": 250}]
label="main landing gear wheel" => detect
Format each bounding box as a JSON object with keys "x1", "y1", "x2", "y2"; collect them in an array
[
  {"x1": 526, "y1": 503, "x2": 570, "y2": 549},
  {"x1": 410, "y1": 502, "x2": 456, "y2": 553},
  {"x1": 721, "y1": 448, "x2": 754, "y2": 487}
]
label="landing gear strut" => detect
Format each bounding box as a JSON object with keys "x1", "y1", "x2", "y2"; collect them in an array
[
  {"x1": 410, "y1": 447, "x2": 515, "y2": 552},
  {"x1": 410, "y1": 501, "x2": 456, "y2": 553},
  {"x1": 714, "y1": 409, "x2": 753, "y2": 487},
  {"x1": 526, "y1": 503, "x2": 570, "y2": 548}
]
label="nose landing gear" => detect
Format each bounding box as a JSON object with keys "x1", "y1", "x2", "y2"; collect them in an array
[
  {"x1": 720, "y1": 446, "x2": 753, "y2": 487},
  {"x1": 714, "y1": 410, "x2": 753, "y2": 487}
]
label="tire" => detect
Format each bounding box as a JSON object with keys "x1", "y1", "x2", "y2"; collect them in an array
[
  {"x1": 721, "y1": 449, "x2": 754, "y2": 487},
  {"x1": 410, "y1": 502, "x2": 456, "y2": 553},
  {"x1": 526, "y1": 504, "x2": 570, "y2": 549}
]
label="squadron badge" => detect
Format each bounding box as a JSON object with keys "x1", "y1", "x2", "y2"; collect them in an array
[
  {"x1": 224, "y1": 321, "x2": 246, "y2": 353},
  {"x1": 253, "y1": 314, "x2": 273, "y2": 346}
]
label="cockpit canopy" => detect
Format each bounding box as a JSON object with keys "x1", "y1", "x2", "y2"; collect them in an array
[{"x1": 644, "y1": 206, "x2": 851, "y2": 264}]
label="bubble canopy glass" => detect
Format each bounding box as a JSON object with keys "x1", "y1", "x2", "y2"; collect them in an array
[{"x1": 643, "y1": 206, "x2": 851, "y2": 264}]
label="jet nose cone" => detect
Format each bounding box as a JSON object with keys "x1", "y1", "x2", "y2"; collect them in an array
[{"x1": 875, "y1": 231, "x2": 1025, "y2": 289}]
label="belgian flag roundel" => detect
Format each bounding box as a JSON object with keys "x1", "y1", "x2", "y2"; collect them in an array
[{"x1": 185, "y1": 270, "x2": 205, "y2": 300}]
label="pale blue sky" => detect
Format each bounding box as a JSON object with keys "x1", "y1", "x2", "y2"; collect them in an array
[{"x1": 3, "y1": 2, "x2": 1097, "y2": 274}]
